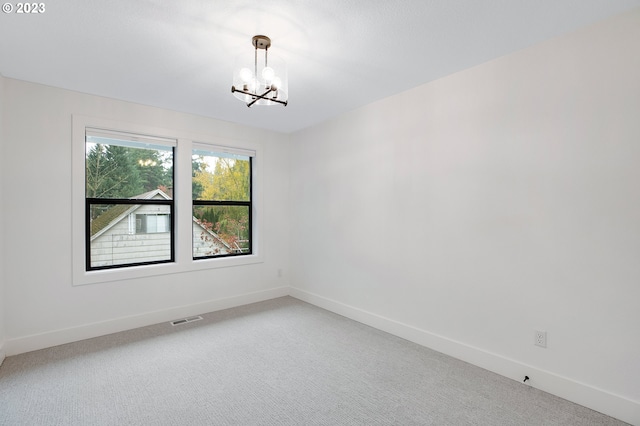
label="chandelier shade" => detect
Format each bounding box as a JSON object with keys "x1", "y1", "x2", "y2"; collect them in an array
[{"x1": 231, "y1": 35, "x2": 288, "y2": 107}]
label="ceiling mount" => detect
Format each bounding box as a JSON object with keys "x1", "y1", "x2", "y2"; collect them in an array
[{"x1": 252, "y1": 35, "x2": 271, "y2": 50}]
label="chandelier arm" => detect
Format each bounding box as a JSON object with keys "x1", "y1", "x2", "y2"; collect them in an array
[
  {"x1": 247, "y1": 89, "x2": 276, "y2": 107},
  {"x1": 246, "y1": 89, "x2": 271, "y2": 107},
  {"x1": 254, "y1": 97, "x2": 287, "y2": 106},
  {"x1": 248, "y1": 90, "x2": 287, "y2": 106},
  {"x1": 231, "y1": 87, "x2": 287, "y2": 107}
]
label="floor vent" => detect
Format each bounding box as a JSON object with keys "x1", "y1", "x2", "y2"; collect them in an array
[{"x1": 171, "y1": 316, "x2": 203, "y2": 326}]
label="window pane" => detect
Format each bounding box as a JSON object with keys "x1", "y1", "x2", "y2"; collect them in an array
[
  {"x1": 89, "y1": 203, "x2": 172, "y2": 268},
  {"x1": 85, "y1": 129, "x2": 175, "y2": 271},
  {"x1": 86, "y1": 138, "x2": 174, "y2": 199},
  {"x1": 191, "y1": 147, "x2": 252, "y2": 260},
  {"x1": 136, "y1": 214, "x2": 171, "y2": 234},
  {"x1": 193, "y1": 205, "x2": 250, "y2": 257},
  {"x1": 192, "y1": 152, "x2": 250, "y2": 201}
]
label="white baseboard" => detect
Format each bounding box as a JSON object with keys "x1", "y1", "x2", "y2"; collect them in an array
[
  {"x1": 289, "y1": 287, "x2": 639, "y2": 426},
  {"x1": 5, "y1": 286, "x2": 289, "y2": 357},
  {"x1": 4, "y1": 285, "x2": 637, "y2": 424},
  {"x1": 0, "y1": 342, "x2": 5, "y2": 367}
]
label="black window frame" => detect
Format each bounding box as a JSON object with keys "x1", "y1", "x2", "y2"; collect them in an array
[
  {"x1": 192, "y1": 156, "x2": 253, "y2": 260},
  {"x1": 85, "y1": 198, "x2": 175, "y2": 271},
  {"x1": 84, "y1": 129, "x2": 176, "y2": 271}
]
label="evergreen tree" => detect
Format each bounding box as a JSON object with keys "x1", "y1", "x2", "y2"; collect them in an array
[
  {"x1": 86, "y1": 144, "x2": 173, "y2": 199},
  {"x1": 192, "y1": 156, "x2": 205, "y2": 200},
  {"x1": 129, "y1": 148, "x2": 172, "y2": 195},
  {"x1": 86, "y1": 144, "x2": 114, "y2": 198},
  {"x1": 101, "y1": 145, "x2": 145, "y2": 198}
]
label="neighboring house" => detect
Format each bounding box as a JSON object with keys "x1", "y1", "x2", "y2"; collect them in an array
[{"x1": 90, "y1": 189, "x2": 232, "y2": 267}]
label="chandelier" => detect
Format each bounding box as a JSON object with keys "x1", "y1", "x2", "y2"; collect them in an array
[{"x1": 231, "y1": 35, "x2": 288, "y2": 107}]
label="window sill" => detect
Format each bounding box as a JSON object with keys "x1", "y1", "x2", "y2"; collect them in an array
[{"x1": 73, "y1": 253, "x2": 264, "y2": 286}]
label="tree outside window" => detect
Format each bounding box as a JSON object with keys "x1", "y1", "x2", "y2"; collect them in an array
[{"x1": 192, "y1": 149, "x2": 252, "y2": 258}]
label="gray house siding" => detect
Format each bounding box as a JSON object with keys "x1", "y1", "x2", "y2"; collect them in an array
[{"x1": 89, "y1": 190, "x2": 232, "y2": 268}]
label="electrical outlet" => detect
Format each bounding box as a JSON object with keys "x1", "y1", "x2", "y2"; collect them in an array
[{"x1": 534, "y1": 330, "x2": 547, "y2": 348}]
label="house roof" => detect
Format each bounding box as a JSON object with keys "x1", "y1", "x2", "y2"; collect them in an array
[
  {"x1": 90, "y1": 189, "x2": 171, "y2": 239},
  {"x1": 90, "y1": 204, "x2": 132, "y2": 237},
  {"x1": 90, "y1": 189, "x2": 233, "y2": 251},
  {"x1": 192, "y1": 218, "x2": 233, "y2": 251}
]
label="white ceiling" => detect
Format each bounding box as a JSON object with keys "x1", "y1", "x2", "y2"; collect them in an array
[{"x1": 2, "y1": 0, "x2": 640, "y2": 133}]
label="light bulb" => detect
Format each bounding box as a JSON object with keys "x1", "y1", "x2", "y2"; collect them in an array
[
  {"x1": 262, "y1": 66, "x2": 275, "y2": 81},
  {"x1": 271, "y1": 76, "x2": 282, "y2": 90},
  {"x1": 239, "y1": 68, "x2": 253, "y2": 83}
]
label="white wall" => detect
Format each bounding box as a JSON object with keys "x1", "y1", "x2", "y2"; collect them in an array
[
  {"x1": 2, "y1": 78, "x2": 291, "y2": 354},
  {"x1": 0, "y1": 74, "x2": 6, "y2": 364},
  {"x1": 290, "y1": 8, "x2": 640, "y2": 424}
]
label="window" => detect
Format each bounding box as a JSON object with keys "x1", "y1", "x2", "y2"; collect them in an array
[
  {"x1": 136, "y1": 214, "x2": 171, "y2": 234},
  {"x1": 85, "y1": 128, "x2": 175, "y2": 270},
  {"x1": 192, "y1": 146, "x2": 253, "y2": 259},
  {"x1": 72, "y1": 115, "x2": 264, "y2": 285}
]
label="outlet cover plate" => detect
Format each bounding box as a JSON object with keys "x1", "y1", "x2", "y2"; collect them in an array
[{"x1": 535, "y1": 330, "x2": 547, "y2": 348}]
